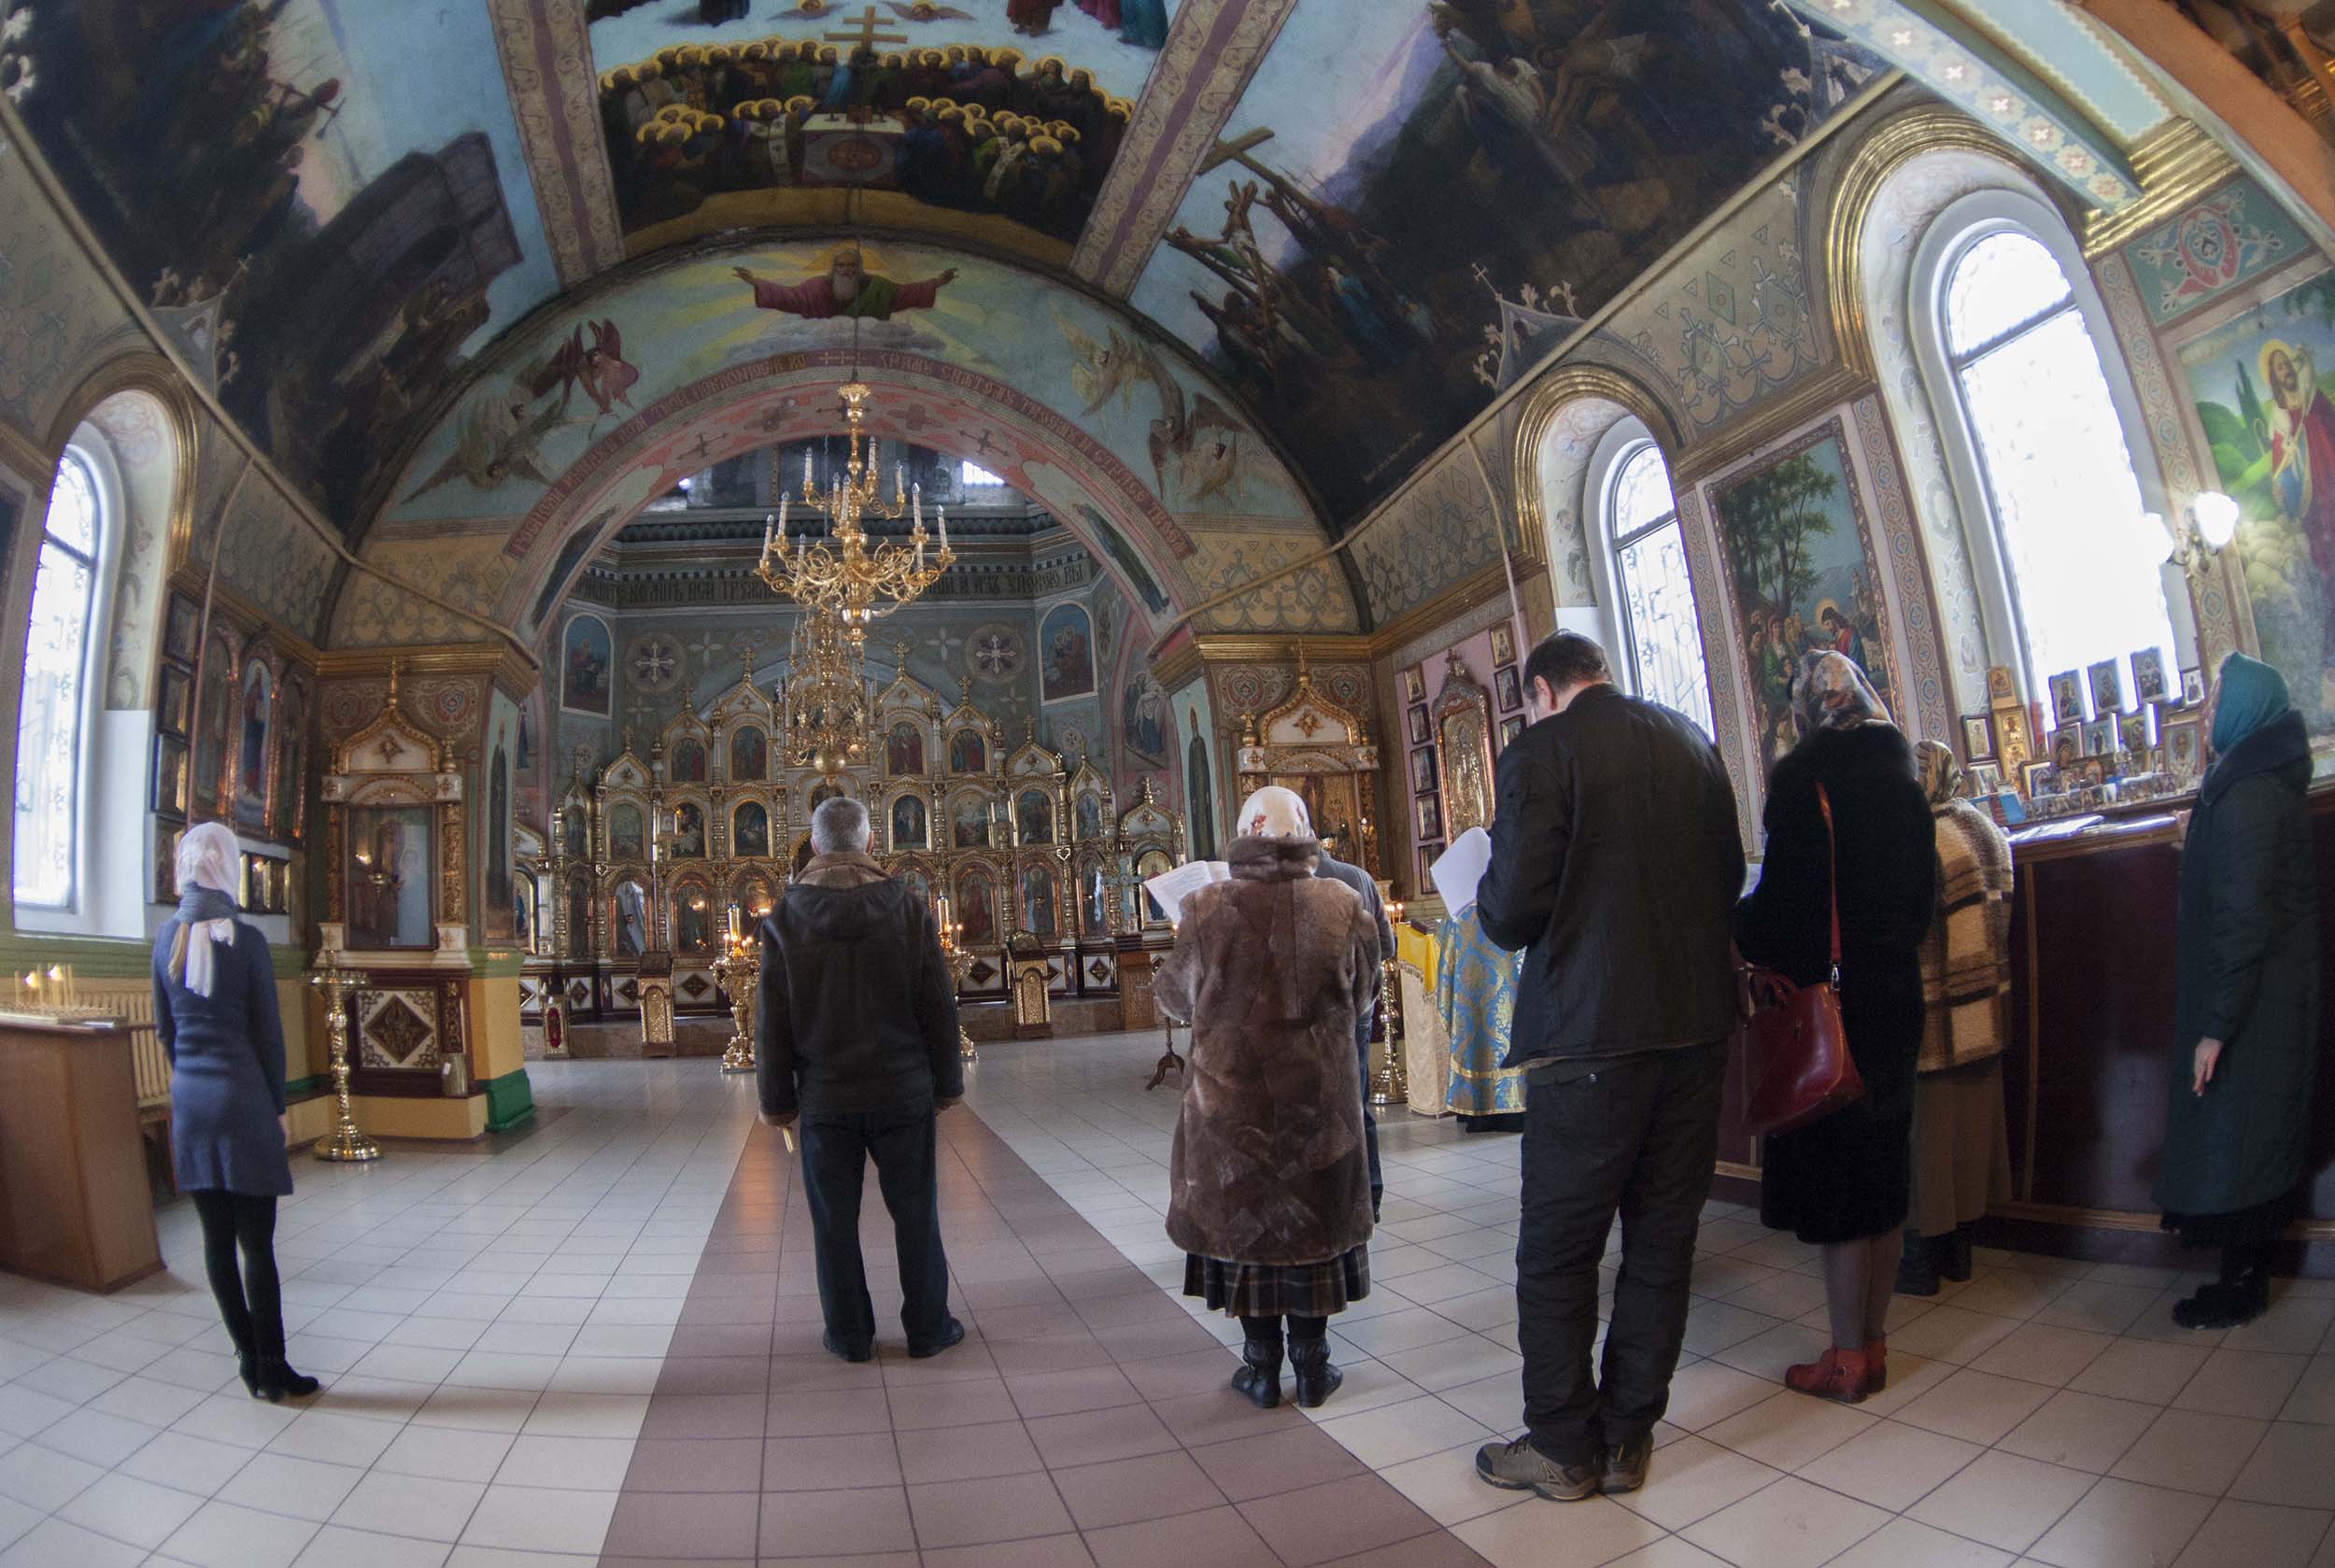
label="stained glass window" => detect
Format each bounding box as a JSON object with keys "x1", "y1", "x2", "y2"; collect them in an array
[
  {"x1": 1606, "y1": 442, "x2": 1715, "y2": 739},
  {"x1": 1943, "y1": 230, "x2": 2173, "y2": 716},
  {"x1": 14, "y1": 452, "x2": 102, "y2": 909}
]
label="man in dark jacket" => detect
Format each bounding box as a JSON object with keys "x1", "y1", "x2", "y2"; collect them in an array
[
  {"x1": 1472, "y1": 632, "x2": 1744, "y2": 1503},
  {"x1": 758, "y1": 796, "x2": 966, "y2": 1362},
  {"x1": 1316, "y1": 819, "x2": 1397, "y2": 1219}
]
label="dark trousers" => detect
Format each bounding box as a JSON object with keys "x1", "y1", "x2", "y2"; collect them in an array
[
  {"x1": 1516, "y1": 1041, "x2": 1725, "y2": 1465},
  {"x1": 190, "y1": 1190, "x2": 283, "y2": 1362},
  {"x1": 1358, "y1": 1031, "x2": 1383, "y2": 1216},
  {"x1": 798, "y1": 1103, "x2": 952, "y2": 1350}
]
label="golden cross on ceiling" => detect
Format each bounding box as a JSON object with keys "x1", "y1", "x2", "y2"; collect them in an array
[{"x1": 825, "y1": 5, "x2": 908, "y2": 52}]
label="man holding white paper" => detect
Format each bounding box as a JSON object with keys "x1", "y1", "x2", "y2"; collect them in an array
[{"x1": 1472, "y1": 632, "x2": 1744, "y2": 1504}]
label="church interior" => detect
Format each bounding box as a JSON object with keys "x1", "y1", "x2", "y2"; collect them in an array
[{"x1": 8, "y1": 0, "x2": 2335, "y2": 1562}]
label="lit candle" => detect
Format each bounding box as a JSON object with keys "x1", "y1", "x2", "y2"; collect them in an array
[{"x1": 728, "y1": 906, "x2": 742, "y2": 942}]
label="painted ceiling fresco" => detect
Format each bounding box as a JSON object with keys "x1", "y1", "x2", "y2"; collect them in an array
[
  {"x1": 369, "y1": 238, "x2": 1341, "y2": 638},
  {"x1": 589, "y1": 1, "x2": 1175, "y2": 265},
  {"x1": 1126, "y1": 0, "x2": 1882, "y2": 523},
  {"x1": 6, "y1": 0, "x2": 559, "y2": 530}
]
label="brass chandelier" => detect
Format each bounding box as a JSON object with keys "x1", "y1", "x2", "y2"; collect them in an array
[
  {"x1": 783, "y1": 608, "x2": 870, "y2": 777},
  {"x1": 757, "y1": 382, "x2": 955, "y2": 647}
]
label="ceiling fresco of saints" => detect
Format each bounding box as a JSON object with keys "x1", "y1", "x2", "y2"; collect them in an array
[
  {"x1": 1126, "y1": 0, "x2": 1881, "y2": 523},
  {"x1": 587, "y1": 0, "x2": 1177, "y2": 265}
]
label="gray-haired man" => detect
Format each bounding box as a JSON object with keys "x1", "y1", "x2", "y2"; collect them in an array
[{"x1": 757, "y1": 797, "x2": 965, "y2": 1361}]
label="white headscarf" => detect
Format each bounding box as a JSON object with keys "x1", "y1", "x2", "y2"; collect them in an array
[
  {"x1": 1234, "y1": 785, "x2": 1312, "y2": 840},
  {"x1": 174, "y1": 822, "x2": 243, "y2": 998}
]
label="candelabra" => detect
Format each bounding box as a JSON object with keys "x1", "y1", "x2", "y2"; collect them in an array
[
  {"x1": 1369, "y1": 899, "x2": 1409, "y2": 1109},
  {"x1": 939, "y1": 923, "x2": 979, "y2": 1063},
  {"x1": 310, "y1": 954, "x2": 381, "y2": 1163},
  {"x1": 756, "y1": 382, "x2": 955, "y2": 647},
  {"x1": 715, "y1": 926, "x2": 759, "y2": 1074}
]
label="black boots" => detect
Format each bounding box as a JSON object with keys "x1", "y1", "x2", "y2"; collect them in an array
[
  {"x1": 1895, "y1": 1233, "x2": 1940, "y2": 1297},
  {"x1": 252, "y1": 1358, "x2": 319, "y2": 1403},
  {"x1": 1289, "y1": 1336, "x2": 1342, "y2": 1408},
  {"x1": 2173, "y1": 1267, "x2": 2271, "y2": 1330},
  {"x1": 1944, "y1": 1223, "x2": 1975, "y2": 1283},
  {"x1": 1232, "y1": 1335, "x2": 1283, "y2": 1408}
]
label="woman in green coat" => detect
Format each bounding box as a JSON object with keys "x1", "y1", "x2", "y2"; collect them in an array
[{"x1": 2155, "y1": 653, "x2": 2322, "y2": 1329}]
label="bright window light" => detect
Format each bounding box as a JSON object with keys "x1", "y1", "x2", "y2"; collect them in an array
[{"x1": 960, "y1": 459, "x2": 1005, "y2": 487}]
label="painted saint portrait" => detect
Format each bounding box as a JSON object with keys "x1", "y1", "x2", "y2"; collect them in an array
[
  {"x1": 734, "y1": 801, "x2": 771, "y2": 858},
  {"x1": 888, "y1": 722, "x2": 927, "y2": 776},
  {"x1": 234, "y1": 662, "x2": 274, "y2": 830},
  {"x1": 957, "y1": 869, "x2": 997, "y2": 946},
  {"x1": 1016, "y1": 789, "x2": 1054, "y2": 844},
  {"x1": 1709, "y1": 425, "x2": 1894, "y2": 767},
  {"x1": 670, "y1": 737, "x2": 709, "y2": 783},
  {"x1": 673, "y1": 802, "x2": 706, "y2": 856},
  {"x1": 953, "y1": 796, "x2": 991, "y2": 849},
  {"x1": 563, "y1": 617, "x2": 613, "y2": 715},
  {"x1": 1039, "y1": 602, "x2": 1095, "y2": 702},
  {"x1": 610, "y1": 801, "x2": 645, "y2": 860},
  {"x1": 1123, "y1": 671, "x2": 1168, "y2": 764},
  {"x1": 674, "y1": 886, "x2": 711, "y2": 953},
  {"x1": 2180, "y1": 270, "x2": 2335, "y2": 733},
  {"x1": 949, "y1": 727, "x2": 987, "y2": 774},
  {"x1": 1074, "y1": 791, "x2": 1104, "y2": 842},
  {"x1": 347, "y1": 806, "x2": 432, "y2": 950},
  {"x1": 1022, "y1": 864, "x2": 1056, "y2": 938},
  {"x1": 730, "y1": 725, "x2": 768, "y2": 781},
  {"x1": 892, "y1": 794, "x2": 928, "y2": 850},
  {"x1": 614, "y1": 880, "x2": 648, "y2": 957}
]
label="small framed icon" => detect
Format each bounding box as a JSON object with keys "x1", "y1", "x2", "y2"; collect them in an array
[
  {"x1": 163, "y1": 595, "x2": 200, "y2": 664},
  {"x1": 156, "y1": 664, "x2": 192, "y2": 738},
  {"x1": 2082, "y1": 717, "x2": 2117, "y2": 756},
  {"x1": 2046, "y1": 670, "x2": 2085, "y2": 727},
  {"x1": 1499, "y1": 714, "x2": 1524, "y2": 748},
  {"x1": 151, "y1": 735, "x2": 190, "y2": 815},
  {"x1": 1415, "y1": 793, "x2": 1441, "y2": 841},
  {"x1": 1986, "y1": 665, "x2": 2017, "y2": 708},
  {"x1": 2086, "y1": 657, "x2": 2125, "y2": 716},
  {"x1": 1409, "y1": 747, "x2": 1437, "y2": 793},
  {"x1": 1968, "y1": 762, "x2": 2002, "y2": 797},
  {"x1": 1401, "y1": 668, "x2": 1426, "y2": 705},
  {"x1": 1493, "y1": 665, "x2": 1522, "y2": 713},
  {"x1": 2021, "y1": 760, "x2": 2058, "y2": 798},
  {"x1": 2181, "y1": 668, "x2": 2206, "y2": 707},
  {"x1": 2130, "y1": 646, "x2": 2171, "y2": 706},
  {"x1": 1490, "y1": 624, "x2": 1517, "y2": 666},
  {"x1": 1407, "y1": 705, "x2": 1431, "y2": 746},
  {"x1": 1960, "y1": 714, "x2": 1993, "y2": 761}
]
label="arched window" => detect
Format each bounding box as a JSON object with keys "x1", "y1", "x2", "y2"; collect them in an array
[
  {"x1": 14, "y1": 450, "x2": 104, "y2": 909},
  {"x1": 1601, "y1": 439, "x2": 1714, "y2": 737},
  {"x1": 1921, "y1": 204, "x2": 2176, "y2": 715}
]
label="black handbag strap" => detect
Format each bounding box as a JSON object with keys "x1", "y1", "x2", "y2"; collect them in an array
[{"x1": 1816, "y1": 782, "x2": 1840, "y2": 985}]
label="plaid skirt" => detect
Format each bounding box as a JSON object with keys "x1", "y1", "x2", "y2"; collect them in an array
[{"x1": 1183, "y1": 1244, "x2": 1370, "y2": 1319}]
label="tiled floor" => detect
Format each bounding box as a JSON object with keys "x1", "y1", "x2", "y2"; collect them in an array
[{"x1": 1, "y1": 1034, "x2": 2332, "y2": 1566}]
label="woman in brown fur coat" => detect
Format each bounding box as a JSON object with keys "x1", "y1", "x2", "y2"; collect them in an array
[{"x1": 1156, "y1": 786, "x2": 1382, "y2": 1410}]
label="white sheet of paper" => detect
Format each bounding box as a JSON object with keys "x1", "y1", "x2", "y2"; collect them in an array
[
  {"x1": 1143, "y1": 860, "x2": 1230, "y2": 925},
  {"x1": 1430, "y1": 827, "x2": 1493, "y2": 913}
]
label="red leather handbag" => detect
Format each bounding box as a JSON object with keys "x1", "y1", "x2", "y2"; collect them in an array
[{"x1": 1741, "y1": 783, "x2": 1864, "y2": 1137}]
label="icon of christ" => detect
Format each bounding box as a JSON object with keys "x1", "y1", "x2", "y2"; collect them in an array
[{"x1": 733, "y1": 247, "x2": 957, "y2": 321}]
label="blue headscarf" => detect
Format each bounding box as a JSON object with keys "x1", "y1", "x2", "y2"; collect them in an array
[{"x1": 2210, "y1": 652, "x2": 2290, "y2": 755}]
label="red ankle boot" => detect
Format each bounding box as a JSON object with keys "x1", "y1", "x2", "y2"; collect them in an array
[{"x1": 1785, "y1": 1347, "x2": 1871, "y2": 1404}]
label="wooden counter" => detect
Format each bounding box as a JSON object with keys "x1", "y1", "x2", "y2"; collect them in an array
[{"x1": 0, "y1": 1019, "x2": 163, "y2": 1292}]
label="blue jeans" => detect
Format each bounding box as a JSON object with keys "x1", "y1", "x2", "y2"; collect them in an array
[{"x1": 798, "y1": 1102, "x2": 953, "y2": 1351}]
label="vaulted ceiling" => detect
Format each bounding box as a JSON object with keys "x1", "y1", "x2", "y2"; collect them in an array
[{"x1": 0, "y1": 0, "x2": 2223, "y2": 640}]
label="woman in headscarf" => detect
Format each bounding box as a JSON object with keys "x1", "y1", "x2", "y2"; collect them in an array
[
  {"x1": 1736, "y1": 652, "x2": 1934, "y2": 1403},
  {"x1": 1155, "y1": 786, "x2": 1380, "y2": 1410},
  {"x1": 153, "y1": 822, "x2": 317, "y2": 1403},
  {"x1": 2155, "y1": 653, "x2": 2320, "y2": 1328},
  {"x1": 1896, "y1": 742, "x2": 2015, "y2": 1295}
]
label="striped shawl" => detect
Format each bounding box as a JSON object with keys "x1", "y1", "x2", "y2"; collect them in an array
[{"x1": 1917, "y1": 799, "x2": 2015, "y2": 1073}]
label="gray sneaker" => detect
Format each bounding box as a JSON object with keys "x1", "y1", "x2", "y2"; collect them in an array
[
  {"x1": 1475, "y1": 1436, "x2": 1604, "y2": 1502},
  {"x1": 1601, "y1": 1435, "x2": 1652, "y2": 1494}
]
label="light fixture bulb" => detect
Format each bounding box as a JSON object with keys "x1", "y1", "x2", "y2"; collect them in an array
[{"x1": 2191, "y1": 491, "x2": 2240, "y2": 553}]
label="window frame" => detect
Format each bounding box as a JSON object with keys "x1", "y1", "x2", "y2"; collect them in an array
[
  {"x1": 1582, "y1": 417, "x2": 1715, "y2": 736},
  {"x1": 1908, "y1": 189, "x2": 2190, "y2": 697},
  {"x1": 13, "y1": 443, "x2": 115, "y2": 915}
]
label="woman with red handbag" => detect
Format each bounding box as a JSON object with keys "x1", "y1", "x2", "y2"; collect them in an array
[{"x1": 1736, "y1": 652, "x2": 1935, "y2": 1404}]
